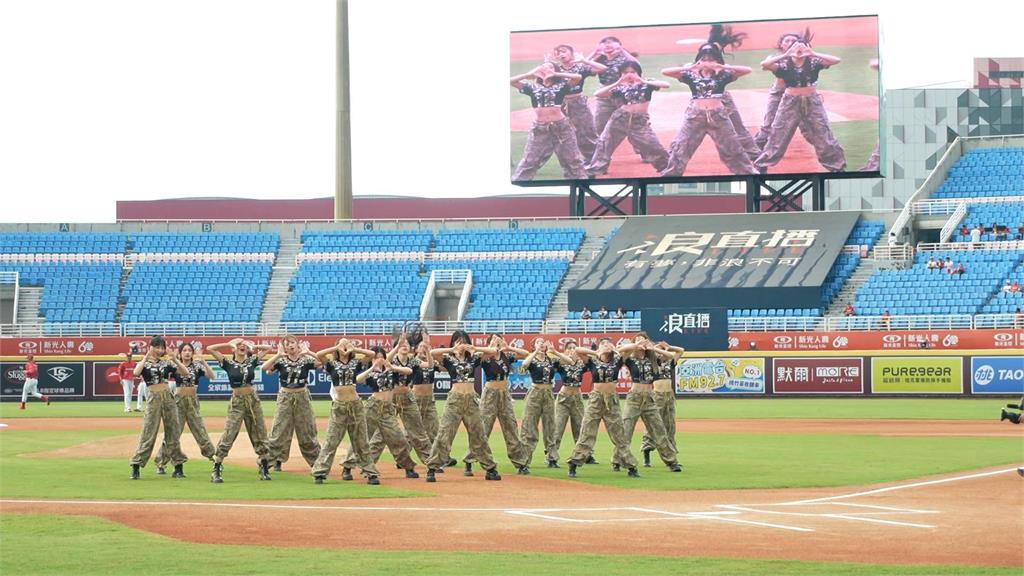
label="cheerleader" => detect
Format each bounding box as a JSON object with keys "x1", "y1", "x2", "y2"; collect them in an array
[
  {"x1": 464, "y1": 335, "x2": 529, "y2": 476},
  {"x1": 660, "y1": 25, "x2": 757, "y2": 177},
  {"x1": 311, "y1": 339, "x2": 380, "y2": 484},
  {"x1": 154, "y1": 343, "x2": 216, "y2": 476},
  {"x1": 566, "y1": 339, "x2": 639, "y2": 478},
  {"x1": 519, "y1": 337, "x2": 574, "y2": 470},
  {"x1": 511, "y1": 63, "x2": 588, "y2": 181},
  {"x1": 413, "y1": 340, "x2": 440, "y2": 443},
  {"x1": 354, "y1": 347, "x2": 421, "y2": 479},
  {"x1": 640, "y1": 341, "x2": 685, "y2": 467},
  {"x1": 384, "y1": 334, "x2": 433, "y2": 465},
  {"x1": 206, "y1": 338, "x2": 275, "y2": 483},
  {"x1": 127, "y1": 337, "x2": 188, "y2": 480},
  {"x1": 585, "y1": 62, "x2": 670, "y2": 177},
  {"x1": 263, "y1": 336, "x2": 321, "y2": 471},
  {"x1": 550, "y1": 44, "x2": 607, "y2": 161},
  {"x1": 754, "y1": 28, "x2": 847, "y2": 172},
  {"x1": 424, "y1": 331, "x2": 501, "y2": 482},
  {"x1": 612, "y1": 335, "x2": 681, "y2": 472},
  {"x1": 754, "y1": 33, "x2": 801, "y2": 150},
  {"x1": 552, "y1": 339, "x2": 595, "y2": 464}
]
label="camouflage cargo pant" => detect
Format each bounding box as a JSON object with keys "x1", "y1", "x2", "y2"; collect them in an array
[
  {"x1": 512, "y1": 118, "x2": 587, "y2": 181},
  {"x1": 568, "y1": 391, "x2": 637, "y2": 468},
  {"x1": 130, "y1": 388, "x2": 182, "y2": 467},
  {"x1": 593, "y1": 95, "x2": 620, "y2": 137},
  {"x1": 553, "y1": 390, "x2": 584, "y2": 461},
  {"x1": 154, "y1": 393, "x2": 215, "y2": 467},
  {"x1": 275, "y1": 388, "x2": 318, "y2": 465},
  {"x1": 755, "y1": 92, "x2": 847, "y2": 172},
  {"x1": 416, "y1": 394, "x2": 439, "y2": 443},
  {"x1": 215, "y1": 392, "x2": 271, "y2": 463},
  {"x1": 311, "y1": 398, "x2": 380, "y2": 478},
  {"x1": 519, "y1": 385, "x2": 557, "y2": 466},
  {"x1": 267, "y1": 390, "x2": 321, "y2": 467},
  {"x1": 861, "y1": 140, "x2": 880, "y2": 171},
  {"x1": 661, "y1": 104, "x2": 757, "y2": 176},
  {"x1": 587, "y1": 109, "x2": 669, "y2": 175},
  {"x1": 613, "y1": 391, "x2": 678, "y2": 467},
  {"x1": 641, "y1": 391, "x2": 677, "y2": 455},
  {"x1": 347, "y1": 396, "x2": 417, "y2": 470},
  {"x1": 464, "y1": 387, "x2": 527, "y2": 468},
  {"x1": 389, "y1": 391, "x2": 433, "y2": 463},
  {"x1": 426, "y1": 392, "x2": 496, "y2": 471},
  {"x1": 721, "y1": 91, "x2": 760, "y2": 161},
  {"x1": 563, "y1": 95, "x2": 598, "y2": 162},
  {"x1": 754, "y1": 83, "x2": 786, "y2": 150}
]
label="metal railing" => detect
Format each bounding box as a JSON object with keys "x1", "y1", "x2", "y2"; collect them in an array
[
  {"x1": 939, "y1": 202, "x2": 968, "y2": 243},
  {"x1": 727, "y1": 317, "x2": 826, "y2": 332},
  {"x1": 123, "y1": 322, "x2": 264, "y2": 337},
  {"x1": 913, "y1": 194, "x2": 1024, "y2": 217},
  {"x1": 0, "y1": 323, "x2": 121, "y2": 337},
  {"x1": 973, "y1": 314, "x2": 1024, "y2": 329},
  {"x1": 0, "y1": 271, "x2": 19, "y2": 325},
  {"x1": 917, "y1": 241, "x2": 1024, "y2": 252},
  {"x1": 825, "y1": 314, "x2": 974, "y2": 331}
]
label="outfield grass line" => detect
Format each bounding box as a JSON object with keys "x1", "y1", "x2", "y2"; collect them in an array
[{"x1": 783, "y1": 467, "x2": 1023, "y2": 505}]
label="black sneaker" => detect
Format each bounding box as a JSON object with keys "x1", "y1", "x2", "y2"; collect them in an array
[
  {"x1": 547, "y1": 460, "x2": 560, "y2": 469},
  {"x1": 405, "y1": 468, "x2": 420, "y2": 479},
  {"x1": 341, "y1": 467, "x2": 353, "y2": 481},
  {"x1": 436, "y1": 466, "x2": 445, "y2": 474},
  {"x1": 627, "y1": 467, "x2": 641, "y2": 478},
  {"x1": 130, "y1": 464, "x2": 140, "y2": 480},
  {"x1": 463, "y1": 462, "x2": 474, "y2": 477},
  {"x1": 211, "y1": 462, "x2": 224, "y2": 483},
  {"x1": 445, "y1": 458, "x2": 458, "y2": 467},
  {"x1": 395, "y1": 463, "x2": 403, "y2": 470},
  {"x1": 642, "y1": 449, "x2": 652, "y2": 468},
  {"x1": 156, "y1": 465, "x2": 166, "y2": 475},
  {"x1": 426, "y1": 469, "x2": 437, "y2": 483},
  {"x1": 669, "y1": 463, "x2": 683, "y2": 473},
  {"x1": 274, "y1": 461, "x2": 283, "y2": 472},
  {"x1": 517, "y1": 466, "x2": 531, "y2": 476},
  {"x1": 314, "y1": 475, "x2": 325, "y2": 485},
  {"x1": 485, "y1": 468, "x2": 502, "y2": 481},
  {"x1": 172, "y1": 464, "x2": 185, "y2": 478},
  {"x1": 568, "y1": 462, "x2": 577, "y2": 478},
  {"x1": 612, "y1": 463, "x2": 621, "y2": 472},
  {"x1": 585, "y1": 455, "x2": 598, "y2": 465},
  {"x1": 367, "y1": 476, "x2": 381, "y2": 485},
  {"x1": 258, "y1": 460, "x2": 272, "y2": 481}
]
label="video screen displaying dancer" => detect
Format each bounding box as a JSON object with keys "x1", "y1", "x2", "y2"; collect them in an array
[{"x1": 510, "y1": 15, "x2": 879, "y2": 183}]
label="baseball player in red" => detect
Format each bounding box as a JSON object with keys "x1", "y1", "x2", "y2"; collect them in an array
[
  {"x1": 118, "y1": 352, "x2": 137, "y2": 413},
  {"x1": 20, "y1": 355, "x2": 50, "y2": 409}
]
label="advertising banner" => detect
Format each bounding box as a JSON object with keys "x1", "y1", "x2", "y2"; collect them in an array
[
  {"x1": 642, "y1": 307, "x2": 728, "y2": 351},
  {"x1": 773, "y1": 357, "x2": 864, "y2": 393},
  {"x1": 732, "y1": 329, "x2": 1024, "y2": 351},
  {"x1": 1, "y1": 361, "x2": 86, "y2": 398},
  {"x1": 676, "y1": 357, "x2": 765, "y2": 394},
  {"x1": 871, "y1": 357, "x2": 963, "y2": 393},
  {"x1": 93, "y1": 362, "x2": 125, "y2": 397},
  {"x1": 970, "y1": 356, "x2": 1024, "y2": 394}
]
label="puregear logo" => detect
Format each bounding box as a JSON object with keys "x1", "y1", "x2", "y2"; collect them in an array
[{"x1": 47, "y1": 367, "x2": 74, "y2": 383}]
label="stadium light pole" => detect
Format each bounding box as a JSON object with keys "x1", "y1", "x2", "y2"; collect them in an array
[{"x1": 335, "y1": 0, "x2": 353, "y2": 220}]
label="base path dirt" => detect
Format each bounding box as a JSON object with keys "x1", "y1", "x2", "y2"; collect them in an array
[{"x1": 3, "y1": 466, "x2": 1022, "y2": 567}]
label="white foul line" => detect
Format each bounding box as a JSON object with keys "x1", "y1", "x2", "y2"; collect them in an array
[
  {"x1": 628, "y1": 507, "x2": 814, "y2": 532},
  {"x1": 782, "y1": 467, "x2": 1022, "y2": 505}
]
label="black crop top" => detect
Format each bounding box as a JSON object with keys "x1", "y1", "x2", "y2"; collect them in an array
[
  {"x1": 220, "y1": 357, "x2": 260, "y2": 388},
  {"x1": 625, "y1": 356, "x2": 656, "y2": 385},
  {"x1": 559, "y1": 358, "x2": 592, "y2": 388},
  {"x1": 390, "y1": 355, "x2": 419, "y2": 386},
  {"x1": 272, "y1": 355, "x2": 316, "y2": 390},
  {"x1": 678, "y1": 70, "x2": 734, "y2": 98},
  {"x1": 526, "y1": 355, "x2": 560, "y2": 385},
  {"x1": 173, "y1": 360, "x2": 206, "y2": 388},
  {"x1": 413, "y1": 360, "x2": 435, "y2": 385},
  {"x1": 596, "y1": 52, "x2": 633, "y2": 85},
  {"x1": 656, "y1": 357, "x2": 675, "y2": 381},
  {"x1": 519, "y1": 81, "x2": 571, "y2": 108},
  {"x1": 363, "y1": 369, "x2": 396, "y2": 392},
  {"x1": 442, "y1": 352, "x2": 481, "y2": 384},
  {"x1": 140, "y1": 360, "x2": 177, "y2": 386},
  {"x1": 611, "y1": 82, "x2": 657, "y2": 105},
  {"x1": 772, "y1": 57, "x2": 828, "y2": 88},
  {"x1": 556, "y1": 61, "x2": 594, "y2": 95},
  {"x1": 590, "y1": 353, "x2": 624, "y2": 383},
  {"x1": 325, "y1": 357, "x2": 363, "y2": 387},
  {"x1": 481, "y1": 351, "x2": 517, "y2": 381}
]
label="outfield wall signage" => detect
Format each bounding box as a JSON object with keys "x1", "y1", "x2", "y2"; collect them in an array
[
  {"x1": 773, "y1": 357, "x2": 864, "y2": 393},
  {"x1": 870, "y1": 357, "x2": 963, "y2": 393},
  {"x1": 970, "y1": 356, "x2": 1024, "y2": 394},
  {"x1": 676, "y1": 357, "x2": 765, "y2": 394}
]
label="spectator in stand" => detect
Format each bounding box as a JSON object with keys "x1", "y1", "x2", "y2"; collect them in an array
[
  {"x1": 1010, "y1": 281, "x2": 1021, "y2": 293},
  {"x1": 944, "y1": 256, "x2": 953, "y2": 269},
  {"x1": 880, "y1": 310, "x2": 892, "y2": 330},
  {"x1": 887, "y1": 232, "x2": 897, "y2": 247},
  {"x1": 995, "y1": 224, "x2": 1008, "y2": 241},
  {"x1": 936, "y1": 257, "x2": 946, "y2": 270},
  {"x1": 953, "y1": 262, "x2": 966, "y2": 276},
  {"x1": 580, "y1": 307, "x2": 592, "y2": 320},
  {"x1": 1004, "y1": 281, "x2": 1015, "y2": 293},
  {"x1": 843, "y1": 304, "x2": 855, "y2": 316},
  {"x1": 970, "y1": 224, "x2": 982, "y2": 247},
  {"x1": 1016, "y1": 223, "x2": 1024, "y2": 241},
  {"x1": 959, "y1": 224, "x2": 969, "y2": 237},
  {"x1": 926, "y1": 256, "x2": 938, "y2": 270},
  {"x1": 597, "y1": 306, "x2": 609, "y2": 319},
  {"x1": 613, "y1": 307, "x2": 626, "y2": 319}
]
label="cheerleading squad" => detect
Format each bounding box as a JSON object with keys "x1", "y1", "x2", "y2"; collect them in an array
[
  {"x1": 512, "y1": 24, "x2": 877, "y2": 181},
  {"x1": 125, "y1": 331, "x2": 685, "y2": 484}
]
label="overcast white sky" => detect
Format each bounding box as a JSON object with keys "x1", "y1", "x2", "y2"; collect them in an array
[{"x1": 0, "y1": 0, "x2": 1021, "y2": 223}]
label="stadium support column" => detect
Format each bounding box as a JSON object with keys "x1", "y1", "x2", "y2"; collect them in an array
[
  {"x1": 569, "y1": 182, "x2": 647, "y2": 217},
  {"x1": 745, "y1": 176, "x2": 826, "y2": 213},
  {"x1": 335, "y1": 0, "x2": 353, "y2": 220}
]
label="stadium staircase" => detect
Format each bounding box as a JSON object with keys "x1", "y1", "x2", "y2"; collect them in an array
[
  {"x1": 114, "y1": 245, "x2": 134, "y2": 323},
  {"x1": 545, "y1": 232, "x2": 607, "y2": 324},
  {"x1": 260, "y1": 234, "x2": 299, "y2": 326},
  {"x1": 15, "y1": 286, "x2": 44, "y2": 324},
  {"x1": 823, "y1": 259, "x2": 879, "y2": 317}
]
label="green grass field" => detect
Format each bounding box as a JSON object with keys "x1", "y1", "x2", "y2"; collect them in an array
[
  {"x1": 2, "y1": 515, "x2": 1017, "y2": 576},
  {"x1": 1, "y1": 398, "x2": 1011, "y2": 420}
]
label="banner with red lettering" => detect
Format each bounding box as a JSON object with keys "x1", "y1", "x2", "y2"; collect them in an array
[{"x1": 730, "y1": 329, "x2": 1024, "y2": 352}]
